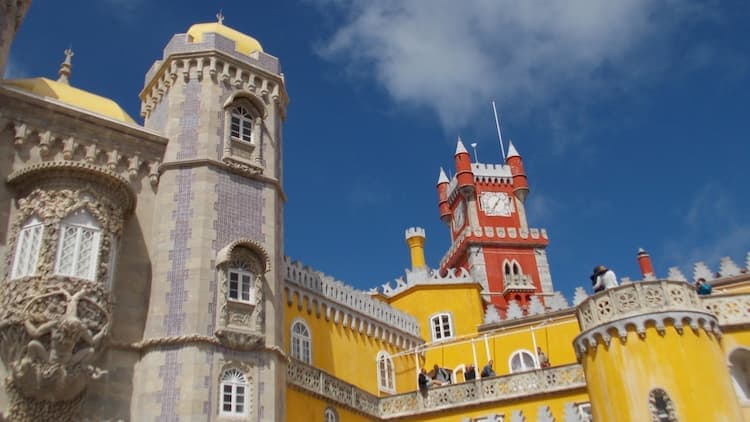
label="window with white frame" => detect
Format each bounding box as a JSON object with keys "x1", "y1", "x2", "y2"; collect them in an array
[
  {"x1": 54, "y1": 210, "x2": 101, "y2": 281},
  {"x1": 228, "y1": 267, "x2": 255, "y2": 303},
  {"x1": 377, "y1": 351, "x2": 396, "y2": 393},
  {"x1": 220, "y1": 368, "x2": 248, "y2": 416},
  {"x1": 291, "y1": 319, "x2": 312, "y2": 364},
  {"x1": 324, "y1": 407, "x2": 339, "y2": 422},
  {"x1": 230, "y1": 106, "x2": 253, "y2": 144},
  {"x1": 430, "y1": 313, "x2": 454, "y2": 341},
  {"x1": 11, "y1": 216, "x2": 43, "y2": 279},
  {"x1": 508, "y1": 349, "x2": 537, "y2": 373}
]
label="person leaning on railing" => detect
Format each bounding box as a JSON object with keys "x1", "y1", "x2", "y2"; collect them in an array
[
  {"x1": 695, "y1": 278, "x2": 713, "y2": 296},
  {"x1": 591, "y1": 265, "x2": 618, "y2": 293}
]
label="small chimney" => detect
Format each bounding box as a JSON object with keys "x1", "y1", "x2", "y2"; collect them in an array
[{"x1": 637, "y1": 248, "x2": 655, "y2": 280}]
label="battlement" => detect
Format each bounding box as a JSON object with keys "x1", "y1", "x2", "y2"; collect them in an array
[
  {"x1": 404, "y1": 226, "x2": 425, "y2": 240},
  {"x1": 446, "y1": 162, "x2": 513, "y2": 200},
  {"x1": 372, "y1": 267, "x2": 475, "y2": 298},
  {"x1": 440, "y1": 226, "x2": 548, "y2": 269},
  {"x1": 626, "y1": 251, "x2": 750, "y2": 283},
  {"x1": 283, "y1": 257, "x2": 421, "y2": 338}
]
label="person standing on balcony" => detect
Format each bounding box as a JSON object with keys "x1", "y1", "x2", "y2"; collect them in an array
[
  {"x1": 418, "y1": 367, "x2": 432, "y2": 391},
  {"x1": 696, "y1": 278, "x2": 713, "y2": 296},
  {"x1": 464, "y1": 364, "x2": 476, "y2": 381},
  {"x1": 537, "y1": 347, "x2": 551, "y2": 368},
  {"x1": 481, "y1": 360, "x2": 496, "y2": 378},
  {"x1": 591, "y1": 265, "x2": 618, "y2": 293}
]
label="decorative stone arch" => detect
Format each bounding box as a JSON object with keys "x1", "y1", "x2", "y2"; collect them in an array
[
  {"x1": 224, "y1": 90, "x2": 268, "y2": 119},
  {"x1": 216, "y1": 238, "x2": 270, "y2": 273},
  {"x1": 728, "y1": 346, "x2": 750, "y2": 402}
]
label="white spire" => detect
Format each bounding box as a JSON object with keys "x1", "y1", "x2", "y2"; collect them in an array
[
  {"x1": 506, "y1": 139, "x2": 520, "y2": 159},
  {"x1": 455, "y1": 136, "x2": 468, "y2": 155},
  {"x1": 437, "y1": 167, "x2": 449, "y2": 184}
]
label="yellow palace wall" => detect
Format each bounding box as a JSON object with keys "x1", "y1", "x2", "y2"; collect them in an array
[
  {"x1": 582, "y1": 322, "x2": 743, "y2": 422},
  {"x1": 718, "y1": 328, "x2": 750, "y2": 420},
  {"x1": 284, "y1": 291, "x2": 414, "y2": 395},
  {"x1": 286, "y1": 388, "x2": 374, "y2": 422}
]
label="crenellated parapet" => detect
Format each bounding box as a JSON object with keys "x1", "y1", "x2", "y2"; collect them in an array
[
  {"x1": 573, "y1": 280, "x2": 721, "y2": 360},
  {"x1": 375, "y1": 267, "x2": 473, "y2": 298},
  {"x1": 283, "y1": 257, "x2": 422, "y2": 348},
  {"x1": 446, "y1": 162, "x2": 514, "y2": 202},
  {"x1": 139, "y1": 31, "x2": 289, "y2": 119}
]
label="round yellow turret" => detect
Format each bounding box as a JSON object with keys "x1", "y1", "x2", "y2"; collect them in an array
[
  {"x1": 574, "y1": 281, "x2": 743, "y2": 421},
  {"x1": 405, "y1": 227, "x2": 426, "y2": 270}
]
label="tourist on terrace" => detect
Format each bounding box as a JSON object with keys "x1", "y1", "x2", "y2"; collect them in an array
[
  {"x1": 696, "y1": 278, "x2": 713, "y2": 296},
  {"x1": 464, "y1": 364, "x2": 476, "y2": 381},
  {"x1": 432, "y1": 364, "x2": 450, "y2": 385},
  {"x1": 591, "y1": 265, "x2": 618, "y2": 293},
  {"x1": 418, "y1": 367, "x2": 432, "y2": 391},
  {"x1": 481, "y1": 360, "x2": 496, "y2": 378},
  {"x1": 537, "y1": 347, "x2": 550, "y2": 368}
]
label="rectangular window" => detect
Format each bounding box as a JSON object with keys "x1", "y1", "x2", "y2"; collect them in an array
[
  {"x1": 431, "y1": 313, "x2": 454, "y2": 341},
  {"x1": 228, "y1": 269, "x2": 255, "y2": 304},
  {"x1": 11, "y1": 222, "x2": 43, "y2": 279},
  {"x1": 56, "y1": 223, "x2": 100, "y2": 281}
]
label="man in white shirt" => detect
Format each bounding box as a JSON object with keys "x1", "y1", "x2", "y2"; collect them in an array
[{"x1": 591, "y1": 265, "x2": 618, "y2": 292}]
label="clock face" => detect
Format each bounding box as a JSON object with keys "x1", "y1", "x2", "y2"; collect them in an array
[
  {"x1": 480, "y1": 192, "x2": 513, "y2": 216},
  {"x1": 453, "y1": 201, "x2": 465, "y2": 230}
]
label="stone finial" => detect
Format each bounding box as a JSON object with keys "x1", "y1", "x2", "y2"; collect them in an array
[
  {"x1": 528, "y1": 296, "x2": 545, "y2": 315},
  {"x1": 57, "y1": 48, "x2": 74, "y2": 84},
  {"x1": 484, "y1": 305, "x2": 502, "y2": 324},
  {"x1": 746, "y1": 252, "x2": 750, "y2": 271},
  {"x1": 719, "y1": 257, "x2": 741, "y2": 277},
  {"x1": 510, "y1": 410, "x2": 526, "y2": 422},
  {"x1": 667, "y1": 267, "x2": 688, "y2": 282},
  {"x1": 537, "y1": 405, "x2": 555, "y2": 422},
  {"x1": 506, "y1": 300, "x2": 523, "y2": 320},
  {"x1": 563, "y1": 402, "x2": 584, "y2": 422},
  {"x1": 216, "y1": 10, "x2": 224, "y2": 25},
  {"x1": 573, "y1": 287, "x2": 588, "y2": 306},
  {"x1": 620, "y1": 277, "x2": 632, "y2": 284},
  {"x1": 547, "y1": 291, "x2": 569, "y2": 311},
  {"x1": 693, "y1": 261, "x2": 713, "y2": 281}
]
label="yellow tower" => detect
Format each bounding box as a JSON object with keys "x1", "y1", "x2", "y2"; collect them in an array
[
  {"x1": 574, "y1": 280, "x2": 743, "y2": 421},
  {"x1": 405, "y1": 227, "x2": 427, "y2": 270}
]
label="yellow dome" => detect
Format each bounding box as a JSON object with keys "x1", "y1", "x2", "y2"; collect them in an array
[
  {"x1": 186, "y1": 22, "x2": 263, "y2": 56},
  {"x1": 3, "y1": 77, "x2": 136, "y2": 124}
]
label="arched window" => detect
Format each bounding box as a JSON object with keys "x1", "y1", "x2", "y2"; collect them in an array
[
  {"x1": 509, "y1": 349, "x2": 537, "y2": 373},
  {"x1": 11, "y1": 216, "x2": 43, "y2": 279},
  {"x1": 291, "y1": 319, "x2": 312, "y2": 364},
  {"x1": 377, "y1": 351, "x2": 396, "y2": 393},
  {"x1": 512, "y1": 262, "x2": 521, "y2": 275},
  {"x1": 430, "y1": 312, "x2": 454, "y2": 342},
  {"x1": 220, "y1": 368, "x2": 248, "y2": 416},
  {"x1": 228, "y1": 266, "x2": 255, "y2": 304},
  {"x1": 324, "y1": 407, "x2": 339, "y2": 422},
  {"x1": 504, "y1": 262, "x2": 511, "y2": 276},
  {"x1": 648, "y1": 388, "x2": 677, "y2": 422},
  {"x1": 730, "y1": 348, "x2": 750, "y2": 401},
  {"x1": 230, "y1": 106, "x2": 253, "y2": 143},
  {"x1": 55, "y1": 210, "x2": 101, "y2": 281}
]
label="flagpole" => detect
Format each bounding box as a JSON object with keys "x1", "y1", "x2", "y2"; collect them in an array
[{"x1": 492, "y1": 101, "x2": 506, "y2": 159}]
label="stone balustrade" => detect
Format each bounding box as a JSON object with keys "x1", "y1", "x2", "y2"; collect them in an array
[
  {"x1": 286, "y1": 360, "x2": 585, "y2": 419},
  {"x1": 502, "y1": 274, "x2": 536, "y2": 294},
  {"x1": 379, "y1": 364, "x2": 585, "y2": 418},
  {"x1": 286, "y1": 359, "x2": 380, "y2": 417},
  {"x1": 576, "y1": 280, "x2": 706, "y2": 332},
  {"x1": 703, "y1": 293, "x2": 750, "y2": 327}
]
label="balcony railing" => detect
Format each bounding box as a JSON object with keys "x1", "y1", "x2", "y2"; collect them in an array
[
  {"x1": 576, "y1": 280, "x2": 706, "y2": 331},
  {"x1": 286, "y1": 360, "x2": 585, "y2": 419},
  {"x1": 502, "y1": 273, "x2": 536, "y2": 294},
  {"x1": 702, "y1": 293, "x2": 750, "y2": 327},
  {"x1": 379, "y1": 364, "x2": 585, "y2": 418}
]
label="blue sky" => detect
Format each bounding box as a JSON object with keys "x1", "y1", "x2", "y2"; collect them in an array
[{"x1": 6, "y1": 1, "x2": 750, "y2": 299}]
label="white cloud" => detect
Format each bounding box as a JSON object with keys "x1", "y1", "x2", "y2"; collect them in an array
[{"x1": 312, "y1": 0, "x2": 718, "y2": 134}]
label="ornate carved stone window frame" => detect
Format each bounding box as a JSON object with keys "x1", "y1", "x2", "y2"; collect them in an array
[
  {"x1": 648, "y1": 388, "x2": 678, "y2": 422},
  {"x1": 221, "y1": 92, "x2": 266, "y2": 174}
]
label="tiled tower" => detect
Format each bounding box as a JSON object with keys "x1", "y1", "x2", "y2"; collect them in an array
[
  {"x1": 131, "y1": 17, "x2": 289, "y2": 420},
  {"x1": 437, "y1": 138, "x2": 554, "y2": 313}
]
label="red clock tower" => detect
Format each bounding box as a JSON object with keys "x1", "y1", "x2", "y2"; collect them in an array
[{"x1": 437, "y1": 138, "x2": 554, "y2": 313}]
